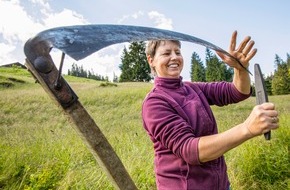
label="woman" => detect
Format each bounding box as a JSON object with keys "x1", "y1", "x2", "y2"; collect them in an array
[{"x1": 141, "y1": 31, "x2": 279, "y2": 190}]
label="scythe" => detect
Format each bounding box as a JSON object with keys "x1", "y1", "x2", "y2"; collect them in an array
[{"x1": 23, "y1": 24, "x2": 252, "y2": 189}]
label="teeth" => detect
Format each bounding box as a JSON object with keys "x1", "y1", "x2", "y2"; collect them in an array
[{"x1": 168, "y1": 63, "x2": 178, "y2": 68}]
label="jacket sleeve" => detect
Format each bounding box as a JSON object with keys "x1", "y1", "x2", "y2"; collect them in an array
[
  {"x1": 191, "y1": 82, "x2": 252, "y2": 106},
  {"x1": 142, "y1": 94, "x2": 201, "y2": 165}
]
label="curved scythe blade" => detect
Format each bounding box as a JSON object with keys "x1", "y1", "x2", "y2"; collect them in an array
[{"x1": 24, "y1": 24, "x2": 251, "y2": 75}]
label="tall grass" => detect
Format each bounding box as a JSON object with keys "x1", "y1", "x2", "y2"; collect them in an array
[
  {"x1": 0, "y1": 67, "x2": 289, "y2": 189},
  {"x1": 212, "y1": 95, "x2": 290, "y2": 190}
]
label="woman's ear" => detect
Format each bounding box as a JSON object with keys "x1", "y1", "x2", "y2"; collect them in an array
[
  {"x1": 147, "y1": 55, "x2": 153, "y2": 67},
  {"x1": 147, "y1": 55, "x2": 157, "y2": 76}
]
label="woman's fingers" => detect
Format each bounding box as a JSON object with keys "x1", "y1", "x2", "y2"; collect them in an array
[
  {"x1": 260, "y1": 102, "x2": 275, "y2": 110},
  {"x1": 245, "y1": 47, "x2": 257, "y2": 62},
  {"x1": 242, "y1": 40, "x2": 255, "y2": 56},
  {"x1": 245, "y1": 102, "x2": 279, "y2": 137},
  {"x1": 216, "y1": 30, "x2": 258, "y2": 70},
  {"x1": 229, "y1": 30, "x2": 237, "y2": 52},
  {"x1": 236, "y1": 36, "x2": 251, "y2": 53}
]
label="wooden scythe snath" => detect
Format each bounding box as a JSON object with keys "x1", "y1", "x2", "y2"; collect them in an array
[
  {"x1": 23, "y1": 24, "x2": 252, "y2": 189},
  {"x1": 24, "y1": 51, "x2": 138, "y2": 190}
]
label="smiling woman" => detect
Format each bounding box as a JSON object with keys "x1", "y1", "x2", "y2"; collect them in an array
[
  {"x1": 146, "y1": 40, "x2": 183, "y2": 78},
  {"x1": 141, "y1": 32, "x2": 279, "y2": 190}
]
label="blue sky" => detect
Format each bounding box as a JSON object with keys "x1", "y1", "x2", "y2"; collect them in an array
[{"x1": 1, "y1": 0, "x2": 289, "y2": 81}]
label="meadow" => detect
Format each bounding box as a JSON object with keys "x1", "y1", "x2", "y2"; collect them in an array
[{"x1": 0, "y1": 67, "x2": 289, "y2": 190}]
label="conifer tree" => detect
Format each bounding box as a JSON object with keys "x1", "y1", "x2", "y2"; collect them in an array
[
  {"x1": 264, "y1": 74, "x2": 273, "y2": 95},
  {"x1": 190, "y1": 52, "x2": 205, "y2": 82},
  {"x1": 205, "y1": 48, "x2": 233, "y2": 82},
  {"x1": 119, "y1": 48, "x2": 133, "y2": 82},
  {"x1": 272, "y1": 54, "x2": 290, "y2": 95},
  {"x1": 119, "y1": 41, "x2": 151, "y2": 82},
  {"x1": 205, "y1": 48, "x2": 223, "y2": 81}
]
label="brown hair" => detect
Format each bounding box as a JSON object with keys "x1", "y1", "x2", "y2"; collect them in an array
[{"x1": 145, "y1": 40, "x2": 181, "y2": 58}]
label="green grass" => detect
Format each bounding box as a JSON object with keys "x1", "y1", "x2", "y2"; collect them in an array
[
  {"x1": 0, "y1": 67, "x2": 289, "y2": 190},
  {"x1": 0, "y1": 66, "x2": 35, "y2": 89},
  {"x1": 212, "y1": 95, "x2": 290, "y2": 190}
]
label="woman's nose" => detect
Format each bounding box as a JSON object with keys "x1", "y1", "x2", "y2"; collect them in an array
[{"x1": 171, "y1": 52, "x2": 178, "y2": 59}]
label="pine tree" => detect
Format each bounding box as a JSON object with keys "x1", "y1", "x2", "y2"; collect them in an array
[
  {"x1": 224, "y1": 65, "x2": 234, "y2": 82},
  {"x1": 190, "y1": 52, "x2": 205, "y2": 82},
  {"x1": 272, "y1": 54, "x2": 290, "y2": 95},
  {"x1": 205, "y1": 48, "x2": 233, "y2": 82},
  {"x1": 264, "y1": 74, "x2": 273, "y2": 95},
  {"x1": 119, "y1": 41, "x2": 151, "y2": 82},
  {"x1": 119, "y1": 47, "x2": 133, "y2": 82},
  {"x1": 205, "y1": 48, "x2": 223, "y2": 81}
]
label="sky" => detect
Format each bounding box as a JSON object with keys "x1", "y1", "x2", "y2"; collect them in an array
[{"x1": 0, "y1": 0, "x2": 289, "y2": 81}]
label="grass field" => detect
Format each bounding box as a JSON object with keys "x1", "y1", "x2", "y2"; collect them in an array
[{"x1": 0, "y1": 67, "x2": 289, "y2": 190}]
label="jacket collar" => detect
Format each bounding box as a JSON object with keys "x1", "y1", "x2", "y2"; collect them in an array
[{"x1": 154, "y1": 76, "x2": 183, "y2": 89}]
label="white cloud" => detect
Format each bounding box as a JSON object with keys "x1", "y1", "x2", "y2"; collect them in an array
[
  {"x1": 117, "y1": 10, "x2": 173, "y2": 30},
  {"x1": 148, "y1": 11, "x2": 173, "y2": 30},
  {"x1": 0, "y1": 0, "x2": 88, "y2": 66},
  {"x1": 117, "y1": 11, "x2": 144, "y2": 24},
  {"x1": 0, "y1": 43, "x2": 17, "y2": 64},
  {"x1": 29, "y1": 0, "x2": 50, "y2": 10},
  {"x1": 132, "y1": 11, "x2": 144, "y2": 19},
  {"x1": 43, "y1": 8, "x2": 88, "y2": 28},
  {"x1": 0, "y1": 0, "x2": 43, "y2": 43}
]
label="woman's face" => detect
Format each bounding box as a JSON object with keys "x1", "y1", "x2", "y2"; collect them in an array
[{"x1": 147, "y1": 41, "x2": 184, "y2": 78}]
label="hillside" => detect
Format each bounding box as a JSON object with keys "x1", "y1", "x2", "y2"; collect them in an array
[{"x1": 0, "y1": 67, "x2": 289, "y2": 189}]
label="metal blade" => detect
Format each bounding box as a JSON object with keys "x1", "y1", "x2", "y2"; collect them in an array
[
  {"x1": 254, "y1": 63, "x2": 270, "y2": 140},
  {"x1": 24, "y1": 24, "x2": 251, "y2": 74}
]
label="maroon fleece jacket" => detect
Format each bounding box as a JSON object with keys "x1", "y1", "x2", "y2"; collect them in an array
[{"x1": 142, "y1": 76, "x2": 250, "y2": 190}]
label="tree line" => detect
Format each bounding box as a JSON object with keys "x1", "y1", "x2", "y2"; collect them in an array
[
  {"x1": 67, "y1": 63, "x2": 109, "y2": 81},
  {"x1": 67, "y1": 41, "x2": 289, "y2": 95},
  {"x1": 119, "y1": 41, "x2": 289, "y2": 95}
]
